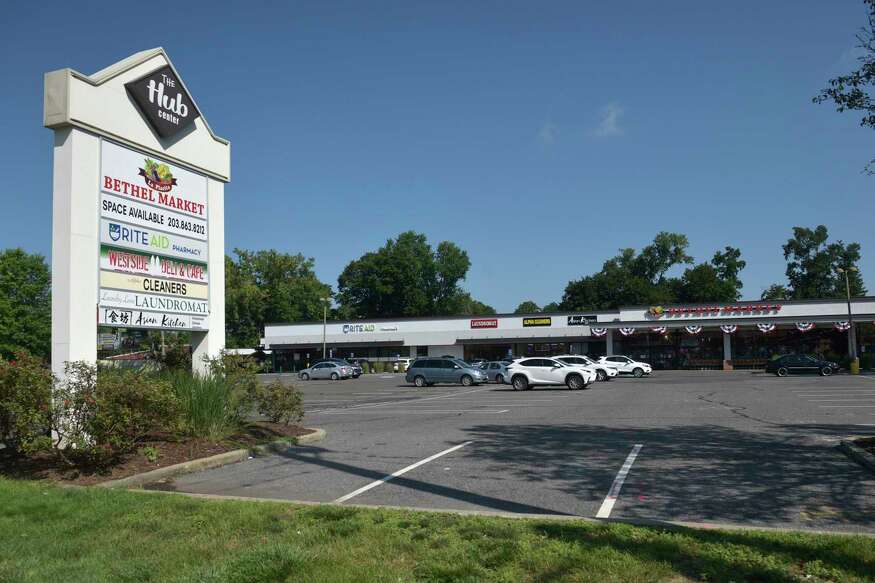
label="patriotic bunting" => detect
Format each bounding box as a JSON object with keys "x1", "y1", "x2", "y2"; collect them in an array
[
  {"x1": 619, "y1": 327, "x2": 636, "y2": 336},
  {"x1": 591, "y1": 327, "x2": 608, "y2": 337},
  {"x1": 720, "y1": 324, "x2": 738, "y2": 334},
  {"x1": 834, "y1": 321, "x2": 851, "y2": 331},
  {"x1": 795, "y1": 322, "x2": 815, "y2": 332},
  {"x1": 685, "y1": 325, "x2": 703, "y2": 335},
  {"x1": 757, "y1": 323, "x2": 776, "y2": 333},
  {"x1": 650, "y1": 326, "x2": 667, "y2": 334}
]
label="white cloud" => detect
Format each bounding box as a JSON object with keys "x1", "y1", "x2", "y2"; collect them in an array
[
  {"x1": 591, "y1": 102, "x2": 624, "y2": 137},
  {"x1": 537, "y1": 121, "x2": 557, "y2": 145}
]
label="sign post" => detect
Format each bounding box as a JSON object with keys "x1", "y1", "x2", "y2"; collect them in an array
[{"x1": 44, "y1": 48, "x2": 230, "y2": 377}]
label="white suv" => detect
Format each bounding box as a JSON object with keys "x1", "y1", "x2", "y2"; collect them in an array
[
  {"x1": 554, "y1": 355, "x2": 618, "y2": 382},
  {"x1": 598, "y1": 355, "x2": 652, "y2": 377},
  {"x1": 505, "y1": 357, "x2": 597, "y2": 391}
]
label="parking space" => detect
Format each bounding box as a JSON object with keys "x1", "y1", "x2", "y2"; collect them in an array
[{"x1": 164, "y1": 371, "x2": 875, "y2": 532}]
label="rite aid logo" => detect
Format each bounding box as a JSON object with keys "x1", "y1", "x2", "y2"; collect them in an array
[
  {"x1": 125, "y1": 65, "x2": 200, "y2": 138},
  {"x1": 107, "y1": 223, "x2": 170, "y2": 251},
  {"x1": 342, "y1": 323, "x2": 375, "y2": 334}
]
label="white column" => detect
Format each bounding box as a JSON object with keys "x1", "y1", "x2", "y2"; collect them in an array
[
  {"x1": 51, "y1": 128, "x2": 100, "y2": 380},
  {"x1": 606, "y1": 329, "x2": 615, "y2": 356},
  {"x1": 191, "y1": 178, "x2": 226, "y2": 375},
  {"x1": 722, "y1": 331, "x2": 733, "y2": 371}
]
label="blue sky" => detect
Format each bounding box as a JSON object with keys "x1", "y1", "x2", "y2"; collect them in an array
[{"x1": 1, "y1": 1, "x2": 873, "y2": 312}]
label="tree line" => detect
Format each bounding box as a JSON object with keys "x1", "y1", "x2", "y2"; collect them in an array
[{"x1": 0, "y1": 223, "x2": 865, "y2": 356}]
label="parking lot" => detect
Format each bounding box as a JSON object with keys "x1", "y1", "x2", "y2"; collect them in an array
[{"x1": 163, "y1": 371, "x2": 875, "y2": 533}]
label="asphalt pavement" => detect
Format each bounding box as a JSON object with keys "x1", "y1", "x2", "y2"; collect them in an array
[{"x1": 161, "y1": 370, "x2": 875, "y2": 532}]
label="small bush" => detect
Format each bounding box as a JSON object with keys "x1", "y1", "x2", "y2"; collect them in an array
[
  {"x1": 374, "y1": 362, "x2": 384, "y2": 373},
  {"x1": 53, "y1": 363, "x2": 179, "y2": 464},
  {"x1": 0, "y1": 351, "x2": 53, "y2": 454},
  {"x1": 166, "y1": 370, "x2": 241, "y2": 440},
  {"x1": 256, "y1": 379, "x2": 303, "y2": 425}
]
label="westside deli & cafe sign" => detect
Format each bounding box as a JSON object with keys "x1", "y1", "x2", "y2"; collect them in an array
[{"x1": 98, "y1": 140, "x2": 209, "y2": 331}]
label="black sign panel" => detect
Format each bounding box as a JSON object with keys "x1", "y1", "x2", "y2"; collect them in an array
[
  {"x1": 522, "y1": 317, "x2": 552, "y2": 327},
  {"x1": 567, "y1": 315, "x2": 595, "y2": 326},
  {"x1": 125, "y1": 65, "x2": 200, "y2": 138}
]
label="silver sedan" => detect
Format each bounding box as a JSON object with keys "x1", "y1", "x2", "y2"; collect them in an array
[
  {"x1": 298, "y1": 362, "x2": 352, "y2": 381},
  {"x1": 482, "y1": 361, "x2": 510, "y2": 384}
]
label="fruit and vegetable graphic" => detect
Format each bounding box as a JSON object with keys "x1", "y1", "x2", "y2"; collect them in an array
[{"x1": 139, "y1": 158, "x2": 177, "y2": 191}]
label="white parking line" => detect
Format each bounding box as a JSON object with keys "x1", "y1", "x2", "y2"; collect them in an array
[
  {"x1": 819, "y1": 405, "x2": 875, "y2": 408},
  {"x1": 334, "y1": 441, "x2": 473, "y2": 503},
  {"x1": 808, "y1": 399, "x2": 875, "y2": 402},
  {"x1": 308, "y1": 387, "x2": 492, "y2": 413},
  {"x1": 798, "y1": 392, "x2": 875, "y2": 396},
  {"x1": 596, "y1": 444, "x2": 643, "y2": 519}
]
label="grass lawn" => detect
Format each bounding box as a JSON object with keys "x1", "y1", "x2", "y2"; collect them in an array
[{"x1": 1, "y1": 479, "x2": 874, "y2": 582}]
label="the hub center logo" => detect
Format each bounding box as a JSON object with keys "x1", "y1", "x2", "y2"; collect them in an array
[{"x1": 125, "y1": 65, "x2": 201, "y2": 138}]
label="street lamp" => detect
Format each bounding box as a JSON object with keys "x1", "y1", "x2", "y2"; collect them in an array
[
  {"x1": 320, "y1": 297, "x2": 330, "y2": 359},
  {"x1": 837, "y1": 266, "x2": 859, "y2": 374}
]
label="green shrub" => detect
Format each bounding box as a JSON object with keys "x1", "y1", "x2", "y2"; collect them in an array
[
  {"x1": 165, "y1": 370, "x2": 241, "y2": 440},
  {"x1": 0, "y1": 351, "x2": 53, "y2": 454},
  {"x1": 860, "y1": 352, "x2": 873, "y2": 371},
  {"x1": 53, "y1": 362, "x2": 179, "y2": 465},
  {"x1": 374, "y1": 361, "x2": 384, "y2": 373},
  {"x1": 256, "y1": 379, "x2": 303, "y2": 425}
]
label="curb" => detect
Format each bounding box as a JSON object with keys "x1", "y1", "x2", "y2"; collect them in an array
[
  {"x1": 98, "y1": 428, "x2": 326, "y2": 490},
  {"x1": 127, "y1": 489, "x2": 875, "y2": 538},
  {"x1": 839, "y1": 438, "x2": 875, "y2": 474}
]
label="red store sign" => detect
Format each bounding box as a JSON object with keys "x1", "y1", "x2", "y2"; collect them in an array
[
  {"x1": 664, "y1": 304, "x2": 781, "y2": 317},
  {"x1": 470, "y1": 318, "x2": 498, "y2": 329}
]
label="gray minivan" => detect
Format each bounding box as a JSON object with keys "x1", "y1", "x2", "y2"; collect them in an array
[{"x1": 405, "y1": 358, "x2": 487, "y2": 387}]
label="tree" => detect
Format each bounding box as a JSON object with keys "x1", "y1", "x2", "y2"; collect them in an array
[
  {"x1": 336, "y1": 232, "x2": 475, "y2": 318},
  {"x1": 514, "y1": 300, "x2": 541, "y2": 314},
  {"x1": 561, "y1": 232, "x2": 693, "y2": 311},
  {"x1": 761, "y1": 284, "x2": 791, "y2": 301},
  {"x1": 814, "y1": 0, "x2": 875, "y2": 172},
  {"x1": 542, "y1": 302, "x2": 561, "y2": 312},
  {"x1": 676, "y1": 247, "x2": 746, "y2": 303},
  {"x1": 767, "y1": 225, "x2": 865, "y2": 300},
  {"x1": 456, "y1": 293, "x2": 496, "y2": 316},
  {"x1": 0, "y1": 249, "x2": 51, "y2": 359},
  {"x1": 225, "y1": 249, "x2": 332, "y2": 347}
]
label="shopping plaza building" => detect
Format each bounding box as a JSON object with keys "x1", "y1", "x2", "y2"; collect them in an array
[{"x1": 262, "y1": 297, "x2": 875, "y2": 372}]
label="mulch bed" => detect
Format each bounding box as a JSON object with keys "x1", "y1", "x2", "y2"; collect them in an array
[{"x1": 0, "y1": 423, "x2": 314, "y2": 486}]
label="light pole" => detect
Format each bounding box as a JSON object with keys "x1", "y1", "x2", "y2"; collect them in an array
[
  {"x1": 320, "y1": 297, "x2": 330, "y2": 359},
  {"x1": 837, "y1": 266, "x2": 859, "y2": 374}
]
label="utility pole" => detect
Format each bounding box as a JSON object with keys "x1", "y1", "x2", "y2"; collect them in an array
[
  {"x1": 321, "y1": 297, "x2": 330, "y2": 359},
  {"x1": 837, "y1": 266, "x2": 859, "y2": 374}
]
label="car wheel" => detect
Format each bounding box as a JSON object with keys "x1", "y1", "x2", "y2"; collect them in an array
[
  {"x1": 566, "y1": 374, "x2": 585, "y2": 390},
  {"x1": 414, "y1": 375, "x2": 426, "y2": 388},
  {"x1": 461, "y1": 374, "x2": 474, "y2": 387},
  {"x1": 331, "y1": 372, "x2": 339, "y2": 381},
  {"x1": 512, "y1": 375, "x2": 528, "y2": 391},
  {"x1": 596, "y1": 369, "x2": 607, "y2": 382},
  {"x1": 632, "y1": 367, "x2": 644, "y2": 378},
  {"x1": 820, "y1": 366, "x2": 833, "y2": 377},
  {"x1": 301, "y1": 373, "x2": 310, "y2": 381},
  {"x1": 776, "y1": 367, "x2": 789, "y2": 377},
  {"x1": 496, "y1": 374, "x2": 505, "y2": 384}
]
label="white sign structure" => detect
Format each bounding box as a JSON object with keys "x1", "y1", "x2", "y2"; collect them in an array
[{"x1": 44, "y1": 48, "x2": 230, "y2": 376}]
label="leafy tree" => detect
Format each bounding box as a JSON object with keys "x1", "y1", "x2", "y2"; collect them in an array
[
  {"x1": 814, "y1": 0, "x2": 875, "y2": 172},
  {"x1": 225, "y1": 249, "x2": 332, "y2": 347},
  {"x1": 542, "y1": 302, "x2": 561, "y2": 312},
  {"x1": 336, "y1": 232, "x2": 475, "y2": 318},
  {"x1": 676, "y1": 247, "x2": 746, "y2": 303},
  {"x1": 767, "y1": 225, "x2": 865, "y2": 300},
  {"x1": 761, "y1": 284, "x2": 791, "y2": 301},
  {"x1": 455, "y1": 293, "x2": 496, "y2": 316},
  {"x1": 561, "y1": 232, "x2": 692, "y2": 310},
  {"x1": 0, "y1": 249, "x2": 51, "y2": 359},
  {"x1": 514, "y1": 300, "x2": 541, "y2": 314}
]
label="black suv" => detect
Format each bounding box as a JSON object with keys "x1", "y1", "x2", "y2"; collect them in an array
[{"x1": 765, "y1": 354, "x2": 839, "y2": 377}]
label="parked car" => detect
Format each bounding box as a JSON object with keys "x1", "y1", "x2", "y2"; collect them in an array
[
  {"x1": 298, "y1": 361, "x2": 352, "y2": 381},
  {"x1": 598, "y1": 355, "x2": 653, "y2": 378},
  {"x1": 348, "y1": 358, "x2": 370, "y2": 372},
  {"x1": 393, "y1": 358, "x2": 414, "y2": 373},
  {"x1": 468, "y1": 358, "x2": 488, "y2": 368},
  {"x1": 505, "y1": 358, "x2": 596, "y2": 391},
  {"x1": 554, "y1": 355, "x2": 618, "y2": 382},
  {"x1": 405, "y1": 357, "x2": 488, "y2": 387},
  {"x1": 766, "y1": 354, "x2": 839, "y2": 377},
  {"x1": 314, "y1": 358, "x2": 362, "y2": 378},
  {"x1": 482, "y1": 361, "x2": 510, "y2": 383}
]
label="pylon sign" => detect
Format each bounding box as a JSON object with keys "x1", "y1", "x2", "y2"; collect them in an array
[{"x1": 44, "y1": 48, "x2": 230, "y2": 376}]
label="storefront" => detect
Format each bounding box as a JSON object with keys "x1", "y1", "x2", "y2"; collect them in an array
[{"x1": 262, "y1": 298, "x2": 875, "y2": 372}]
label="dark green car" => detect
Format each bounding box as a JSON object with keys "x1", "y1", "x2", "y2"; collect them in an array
[{"x1": 405, "y1": 358, "x2": 488, "y2": 387}]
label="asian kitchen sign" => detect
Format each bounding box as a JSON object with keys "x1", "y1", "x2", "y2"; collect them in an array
[{"x1": 98, "y1": 140, "x2": 209, "y2": 330}]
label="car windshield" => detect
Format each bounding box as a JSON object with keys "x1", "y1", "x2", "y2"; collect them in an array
[{"x1": 453, "y1": 359, "x2": 470, "y2": 368}]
